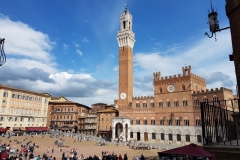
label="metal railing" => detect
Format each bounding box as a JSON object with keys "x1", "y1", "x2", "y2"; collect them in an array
[{"x1": 201, "y1": 99, "x2": 240, "y2": 146}]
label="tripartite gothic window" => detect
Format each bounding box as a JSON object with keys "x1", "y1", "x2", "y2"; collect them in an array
[
  {"x1": 213, "y1": 96, "x2": 219, "y2": 104},
  {"x1": 151, "y1": 118, "x2": 155, "y2": 125},
  {"x1": 143, "y1": 118, "x2": 147, "y2": 125},
  {"x1": 196, "y1": 117, "x2": 201, "y2": 126},
  {"x1": 184, "y1": 118, "x2": 189, "y2": 126},
  {"x1": 175, "y1": 118, "x2": 180, "y2": 126},
  {"x1": 167, "y1": 118, "x2": 172, "y2": 126},
  {"x1": 136, "y1": 118, "x2": 140, "y2": 125},
  {"x1": 174, "y1": 100, "x2": 179, "y2": 107},
  {"x1": 160, "y1": 118, "x2": 164, "y2": 125},
  {"x1": 183, "y1": 99, "x2": 188, "y2": 106},
  {"x1": 166, "y1": 101, "x2": 171, "y2": 107},
  {"x1": 143, "y1": 102, "x2": 147, "y2": 108},
  {"x1": 203, "y1": 97, "x2": 208, "y2": 103},
  {"x1": 150, "y1": 101, "x2": 154, "y2": 108},
  {"x1": 194, "y1": 99, "x2": 200, "y2": 106},
  {"x1": 159, "y1": 101, "x2": 163, "y2": 107},
  {"x1": 130, "y1": 119, "x2": 133, "y2": 125}
]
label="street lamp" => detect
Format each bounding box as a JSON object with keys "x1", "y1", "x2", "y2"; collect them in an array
[
  {"x1": 205, "y1": 0, "x2": 230, "y2": 41},
  {"x1": 0, "y1": 38, "x2": 6, "y2": 66}
]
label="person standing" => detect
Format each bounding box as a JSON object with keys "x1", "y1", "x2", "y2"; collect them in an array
[
  {"x1": 119, "y1": 154, "x2": 123, "y2": 160},
  {"x1": 124, "y1": 154, "x2": 128, "y2": 160},
  {"x1": 52, "y1": 147, "x2": 54, "y2": 154}
]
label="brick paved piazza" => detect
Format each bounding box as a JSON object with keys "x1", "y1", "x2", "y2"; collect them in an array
[{"x1": 1, "y1": 135, "x2": 159, "y2": 159}]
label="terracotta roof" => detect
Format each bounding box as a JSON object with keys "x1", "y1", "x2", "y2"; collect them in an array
[
  {"x1": 49, "y1": 101, "x2": 90, "y2": 109},
  {"x1": 0, "y1": 84, "x2": 50, "y2": 97},
  {"x1": 97, "y1": 108, "x2": 118, "y2": 113}
]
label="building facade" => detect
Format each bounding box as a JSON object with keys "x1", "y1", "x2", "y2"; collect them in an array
[
  {"x1": 112, "y1": 8, "x2": 236, "y2": 145},
  {"x1": 97, "y1": 108, "x2": 118, "y2": 138},
  {"x1": 0, "y1": 84, "x2": 50, "y2": 130},
  {"x1": 47, "y1": 101, "x2": 90, "y2": 132}
]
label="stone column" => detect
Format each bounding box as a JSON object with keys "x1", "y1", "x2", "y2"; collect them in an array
[
  {"x1": 112, "y1": 127, "x2": 115, "y2": 139},
  {"x1": 140, "y1": 132, "x2": 144, "y2": 141}
]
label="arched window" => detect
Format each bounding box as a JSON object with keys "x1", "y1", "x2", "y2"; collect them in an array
[
  {"x1": 159, "y1": 101, "x2": 163, "y2": 107},
  {"x1": 177, "y1": 134, "x2": 181, "y2": 141},
  {"x1": 136, "y1": 118, "x2": 140, "y2": 125},
  {"x1": 184, "y1": 118, "x2": 189, "y2": 126},
  {"x1": 136, "y1": 102, "x2": 140, "y2": 108},
  {"x1": 183, "y1": 99, "x2": 188, "y2": 106},
  {"x1": 197, "y1": 135, "x2": 202, "y2": 143},
  {"x1": 203, "y1": 97, "x2": 208, "y2": 103},
  {"x1": 150, "y1": 101, "x2": 154, "y2": 108},
  {"x1": 130, "y1": 119, "x2": 133, "y2": 125},
  {"x1": 168, "y1": 134, "x2": 173, "y2": 141},
  {"x1": 151, "y1": 118, "x2": 155, "y2": 125},
  {"x1": 175, "y1": 118, "x2": 180, "y2": 126},
  {"x1": 143, "y1": 117, "x2": 147, "y2": 125},
  {"x1": 196, "y1": 117, "x2": 201, "y2": 126},
  {"x1": 194, "y1": 98, "x2": 200, "y2": 106},
  {"x1": 160, "y1": 88, "x2": 162, "y2": 93},
  {"x1": 143, "y1": 101, "x2": 147, "y2": 108},
  {"x1": 152, "y1": 133, "x2": 156, "y2": 139},
  {"x1": 174, "y1": 99, "x2": 179, "y2": 107},
  {"x1": 213, "y1": 96, "x2": 219, "y2": 104},
  {"x1": 182, "y1": 84, "x2": 185, "y2": 91},
  {"x1": 160, "y1": 118, "x2": 164, "y2": 125},
  {"x1": 185, "y1": 134, "x2": 190, "y2": 142},
  {"x1": 161, "y1": 133, "x2": 165, "y2": 140},
  {"x1": 166, "y1": 100, "x2": 171, "y2": 107},
  {"x1": 167, "y1": 118, "x2": 172, "y2": 126}
]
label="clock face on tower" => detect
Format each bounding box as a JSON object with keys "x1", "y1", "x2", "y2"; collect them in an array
[
  {"x1": 167, "y1": 85, "x2": 175, "y2": 92},
  {"x1": 120, "y1": 92, "x2": 127, "y2": 100}
]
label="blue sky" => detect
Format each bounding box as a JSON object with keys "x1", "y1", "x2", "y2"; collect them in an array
[{"x1": 0, "y1": 0, "x2": 236, "y2": 107}]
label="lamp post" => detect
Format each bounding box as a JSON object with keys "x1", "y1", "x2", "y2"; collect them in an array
[
  {"x1": 0, "y1": 38, "x2": 6, "y2": 66},
  {"x1": 205, "y1": 0, "x2": 230, "y2": 41}
]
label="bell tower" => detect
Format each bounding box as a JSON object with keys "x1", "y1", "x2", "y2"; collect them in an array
[{"x1": 117, "y1": 8, "x2": 135, "y2": 108}]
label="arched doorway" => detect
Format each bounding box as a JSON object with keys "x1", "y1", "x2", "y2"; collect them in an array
[
  {"x1": 137, "y1": 132, "x2": 140, "y2": 141},
  {"x1": 144, "y1": 132, "x2": 148, "y2": 141},
  {"x1": 115, "y1": 123, "x2": 123, "y2": 139}
]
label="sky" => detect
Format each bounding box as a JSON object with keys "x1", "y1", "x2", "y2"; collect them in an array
[{"x1": 0, "y1": 0, "x2": 236, "y2": 107}]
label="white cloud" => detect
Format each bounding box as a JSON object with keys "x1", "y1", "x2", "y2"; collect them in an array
[
  {"x1": 63, "y1": 43, "x2": 68, "y2": 50},
  {"x1": 0, "y1": 14, "x2": 55, "y2": 62},
  {"x1": 76, "y1": 49, "x2": 83, "y2": 56},
  {"x1": 133, "y1": 31, "x2": 236, "y2": 95},
  {"x1": 73, "y1": 42, "x2": 80, "y2": 48},
  {"x1": 82, "y1": 37, "x2": 89, "y2": 43}
]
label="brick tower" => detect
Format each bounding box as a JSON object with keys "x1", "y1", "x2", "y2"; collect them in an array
[
  {"x1": 226, "y1": 0, "x2": 240, "y2": 101},
  {"x1": 117, "y1": 8, "x2": 135, "y2": 109}
]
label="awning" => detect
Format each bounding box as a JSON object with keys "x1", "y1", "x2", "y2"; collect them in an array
[
  {"x1": 158, "y1": 143, "x2": 214, "y2": 159},
  {"x1": 19, "y1": 127, "x2": 25, "y2": 131},
  {"x1": 25, "y1": 127, "x2": 49, "y2": 131},
  {"x1": 12, "y1": 127, "x2": 19, "y2": 131},
  {"x1": 0, "y1": 127, "x2": 7, "y2": 132}
]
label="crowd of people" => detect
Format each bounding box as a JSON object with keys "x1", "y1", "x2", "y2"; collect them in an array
[{"x1": 0, "y1": 131, "x2": 149, "y2": 160}]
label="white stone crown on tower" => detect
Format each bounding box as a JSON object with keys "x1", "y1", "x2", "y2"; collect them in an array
[{"x1": 117, "y1": 8, "x2": 135, "y2": 48}]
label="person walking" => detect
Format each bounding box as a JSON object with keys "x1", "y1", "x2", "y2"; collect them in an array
[{"x1": 52, "y1": 147, "x2": 54, "y2": 154}]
